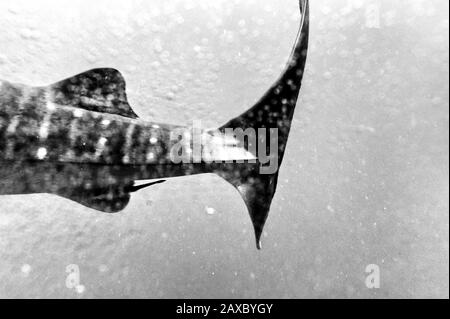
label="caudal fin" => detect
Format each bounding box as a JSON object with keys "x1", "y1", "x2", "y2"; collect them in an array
[{"x1": 216, "y1": 0, "x2": 309, "y2": 249}]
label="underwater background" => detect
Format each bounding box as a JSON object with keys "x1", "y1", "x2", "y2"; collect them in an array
[{"x1": 0, "y1": 0, "x2": 448, "y2": 298}]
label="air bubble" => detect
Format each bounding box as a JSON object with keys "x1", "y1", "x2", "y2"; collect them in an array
[
  {"x1": 323, "y1": 71, "x2": 333, "y2": 80},
  {"x1": 205, "y1": 207, "x2": 216, "y2": 215},
  {"x1": 21, "y1": 264, "x2": 32, "y2": 275},
  {"x1": 75, "y1": 285, "x2": 85, "y2": 294}
]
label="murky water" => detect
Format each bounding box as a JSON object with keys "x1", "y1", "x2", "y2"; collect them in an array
[{"x1": 0, "y1": 0, "x2": 448, "y2": 298}]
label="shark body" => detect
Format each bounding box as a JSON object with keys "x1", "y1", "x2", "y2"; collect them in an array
[{"x1": 0, "y1": 0, "x2": 309, "y2": 248}]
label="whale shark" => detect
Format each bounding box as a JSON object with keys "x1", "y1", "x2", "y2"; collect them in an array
[{"x1": 0, "y1": 0, "x2": 309, "y2": 249}]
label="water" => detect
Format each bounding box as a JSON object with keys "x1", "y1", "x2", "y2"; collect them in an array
[{"x1": 0, "y1": 0, "x2": 448, "y2": 298}]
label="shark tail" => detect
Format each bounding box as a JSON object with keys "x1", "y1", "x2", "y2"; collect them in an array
[{"x1": 216, "y1": 0, "x2": 309, "y2": 249}]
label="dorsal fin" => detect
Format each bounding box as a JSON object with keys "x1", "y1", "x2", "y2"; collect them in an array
[{"x1": 47, "y1": 68, "x2": 139, "y2": 119}]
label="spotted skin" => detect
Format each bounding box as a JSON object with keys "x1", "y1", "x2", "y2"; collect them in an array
[
  {"x1": 219, "y1": 0, "x2": 309, "y2": 245},
  {"x1": 0, "y1": 0, "x2": 309, "y2": 249},
  {"x1": 0, "y1": 82, "x2": 180, "y2": 165}
]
